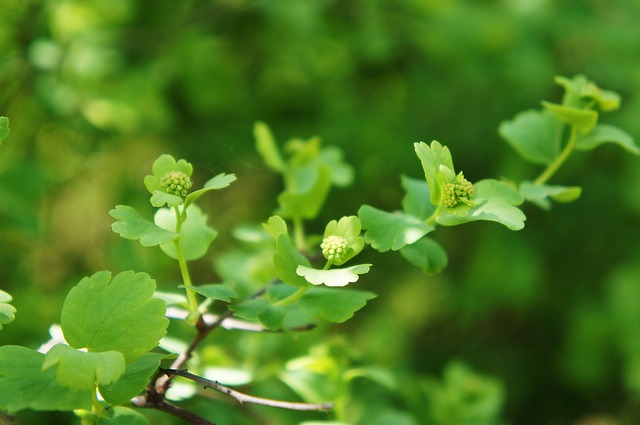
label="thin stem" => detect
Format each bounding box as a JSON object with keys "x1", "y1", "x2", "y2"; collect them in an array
[
  {"x1": 91, "y1": 384, "x2": 104, "y2": 416},
  {"x1": 173, "y1": 206, "x2": 198, "y2": 313},
  {"x1": 273, "y1": 286, "x2": 309, "y2": 307},
  {"x1": 534, "y1": 125, "x2": 578, "y2": 186},
  {"x1": 162, "y1": 369, "x2": 334, "y2": 412}
]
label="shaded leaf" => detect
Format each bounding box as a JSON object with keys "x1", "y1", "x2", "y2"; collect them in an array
[
  {"x1": 542, "y1": 101, "x2": 598, "y2": 134},
  {"x1": 414, "y1": 141, "x2": 455, "y2": 205},
  {"x1": 182, "y1": 283, "x2": 237, "y2": 303},
  {"x1": 0, "y1": 289, "x2": 16, "y2": 330},
  {"x1": 230, "y1": 299, "x2": 285, "y2": 331},
  {"x1": 255, "y1": 121, "x2": 286, "y2": 173},
  {"x1": 0, "y1": 346, "x2": 91, "y2": 413},
  {"x1": 99, "y1": 353, "x2": 168, "y2": 405},
  {"x1": 43, "y1": 345, "x2": 125, "y2": 391},
  {"x1": 110, "y1": 205, "x2": 178, "y2": 246},
  {"x1": 401, "y1": 175, "x2": 437, "y2": 220},
  {"x1": 576, "y1": 124, "x2": 639, "y2": 155},
  {"x1": 262, "y1": 215, "x2": 288, "y2": 239},
  {"x1": 299, "y1": 287, "x2": 377, "y2": 323},
  {"x1": 520, "y1": 181, "x2": 582, "y2": 210},
  {"x1": 359, "y1": 205, "x2": 434, "y2": 252},
  {"x1": 498, "y1": 109, "x2": 561, "y2": 165},
  {"x1": 320, "y1": 146, "x2": 354, "y2": 187},
  {"x1": 98, "y1": 406, "x2": 150, "y2": 425},
  {"x1": 399, "y1": 238, "x2": 448, "y2": 274},
  {"x1": 274, "y1": 233, "x2": 311, "y2": 287},
  {"x1": 60, "y1": 271, "x2": 168, "y2": 362}
]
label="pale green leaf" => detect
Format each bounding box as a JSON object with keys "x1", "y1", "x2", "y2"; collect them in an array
[
  {"x1": 498, "y1": 109, "x2": 562, "y2": 165},
  {"x1": 0, "y1": 289, "x2": 16, "y2": 329},
  {"x1": 184, "y1": 173, "x2": 237, "y2": 208},
  {"x1": 99, "y1": 353, "x2": 168, "y2": 405},
  {"x1": 97, "y1": 406, "x2": 150, "y2": 425},
  {"x1": 155, "y1": 204, "x2": 217, "y2": 260},
  {"x1": 182, "y1": 283, "x2": 237, "y2": 302},
  {"x1": 144, "y1": 154, "x2": 193, "y2": 194},
  {"x1": 43, "y1": 345, "x2": 125, "y2": 390},
  {"x1": 296, "y1": 264, "x2": 371, "y2": 287},
  {"x1": 576, "y1": 124, "x2": 639, "y2": 154},
  {"x1": 299, "y1": 287, "x2": 377, "y2": 323},
  {"x1": 359, "y1": 205, "x2": 434, "y2": 252},
  {"x1": 150, "y1": 190, "x2": 183, "y2": 207},
  {"x1": 436, "y1": 180, "x2": 526, "y2": 230},
  {"x1": 323, "y1": 216, "x2": 365, "y2": 265},
  {"x1": 414, "y1": 141, "x2": 455, "y2": 205},
  {"x1": 110, "y1": 205, "x2": 178, "y2": 246},
  {"x1": 401, "y1": 175, "x2": 437, "y2": 220},
  {"x1": 255, "y1": 121, "x2": 286, "y2": 173},
  {"x1": 320, "y1": 146, "x2": 354, "y2": 187},
  {"x1": 0, "y1": 346, "x2": 91, "y2": 412},
  {"x1": 399, "y1": 238, "x2": 448, "y2": 274},
  {"x1": 262, "y1": 215, "x2": 288, "y2": 239},
  {"x1": 542, "y1": 101, "x2": 598, "y2": 134},
  {"x1": 278, "y1": 165, "x2": 332, "y2": 219},
  {"x1": 273, "y1": 233, "x2": 311, "y2": 287},
  {"x1": 520, "y1": 181, "x2": 582, "y2": 209},
  {"x1": 60, "y1": 271, "x2": 168, "y2": 362}
]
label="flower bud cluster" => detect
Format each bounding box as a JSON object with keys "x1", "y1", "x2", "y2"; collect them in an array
[
  {"x1": 442, "y1": 174, "x2": 474, "y2": 208},
  {"x1": 321, "y1": 235, "x2": 348, "y2": 261},
  {"x1": 160, "y1": 171, "x2": 192, "y2": 197}
]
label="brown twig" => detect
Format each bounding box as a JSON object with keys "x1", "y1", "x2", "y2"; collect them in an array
[
  {"x1": 161, "y1": 369, "x2": 334, "y2": 412},
  {"x1": 132, "y1": 389, "x2": 217, "y2": 425}
]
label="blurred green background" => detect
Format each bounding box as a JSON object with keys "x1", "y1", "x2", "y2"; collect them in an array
[{"x1": 2, "y1": 0, "x2": 640, "y2": 424}]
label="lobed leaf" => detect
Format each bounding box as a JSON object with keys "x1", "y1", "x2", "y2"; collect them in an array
[
  {"x1": 0, "y1": 346, "x2": 92, "y2": 413},
  {"x1": 182, "y1": 283, "x2": 237, "y2": 303},
  {"x1": 0, "y1": 289, "x2": 16, "y2": 330},
  {"x1": 97, "y1": 406, "x2": 150, "y2": 425},
  {"x1": 359, "y1": 205, "x2": 434, "y2": 252},
  {"x1": 519, "y1": 181, "x2": 582, "y2": 210},
  {"x1": 498, "y1": 109, "x2": 562, "y2": 165},
  {"x1": 155, "y1": 204, "x2": 218, "y2": 261},
  {"x1": 296, "y1": 264, "x2": 372, "y2": 287},
  {"x1": 184, "y1": 173, "x2": 237, "y2": 208},
  {"x1": 436, "y1": 179, "x2": 526, "y2": 230},
  {"x1": 542, "y1": 101, "x2": 598, "y2": 134},
  {"x1": 273, "y1": 233, "x2": 312, "y2": 287},
  {"x1": 299, "y1": 287, "x2": 377, "y2": 323},
  {"x1": 401, "y1": 175, "x2": 437, "y2": 220},
  {"x1": 60, "y1": 271, "x2": 168, "y2": 362},
  {"x1": 230, "y1": 299, "x2": 286, "y2": 331},
  {"x1": 43, "y1": 345, "x2": 125, "y2": 391},
  {"x1": 320, "y1": 146, "x2": 354, "y2": 187},
  {"x1": 399, "y1": 237, "x2": 448, "y2": 274},
  {"x1": 99, "y1": 352, "x2": 168, "y2": 405},
  {"x1": 110, "y1": 205, "x2": 178, "y2": 246},
  {"x1": 277, "y1": 165, "x2": 332, "y2": 219},
  {"x1": 575, "y1": 124, "x2": 639, "y2": 155},
  {"x1": 414, "y1": 141, "x2": 455, "y2": 205},
  {"x1": 262, "y1": 215, "x2": 288, "y2": 239}
]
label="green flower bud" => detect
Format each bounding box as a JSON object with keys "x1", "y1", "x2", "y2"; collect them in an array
[
  {"x1": 321, "y1": 235, "x2": 349, "y2": 261},
  {"x1": 160, "y1": 170, "x2": 192, "y2": 197},
  {"x1": 442, "y1": 172, "x2": 474, "y2": 208}
]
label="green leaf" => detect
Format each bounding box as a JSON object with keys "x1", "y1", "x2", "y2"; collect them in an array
[
  {"x1": 43, "y1": 345, "x2": 125, "y2": 391},
  {"x1": 273, "y1": 233, "x2": 311, "y2": 287},
  {"x1": 230, "y1": 299, "x2": 285, "y2": 330},
  {"x1": 399, "y1": 238, "x2": 448, "y2": 274},
  {"x1": 0, "y1": 289, "x2": 16, "y2": 330},
  {"x1": 436, "y1": 179, "x2": 526, "y2": 230},
  {"x1": 296, "y1": 264, "x2": 372, "y2": 287},
  {"x1": 255, "y1": 121, "x2": 286, "y2": 173},
  {"x1": 60, "y1": 271, "x2": 168, "y2": 362},
  {"x1": 359, "y1": 205, "x2": 434, "y2": 252},
  {"x1": 99, "y1": 353, "x2": 168, "y2": 405},
  {"x1": 401, "y1": 175, "x2": 437, "y2": 220},
  {"x1": 542, "y1": 101, "x2": 598, "y2": 134},
  {"x1": 323, "y1": 216, "x2": 365, "y2": 266},
  {"x1": 320, "y1": 146, "x2": 354, "y2": 187},
  {"x1": 150, "y1": 190, "x2": 183, "y2": 208},
  {"x1": 299, "y1": 287, "x2": 377, "y2": 323},
  {"x1": 414, "y1": 141, "x2": 455, "y2": 205},
  {"x1": 519, "y1": 181, "x2": 582, "y2": 210},
  {"x1": 144, "y1": 154, "x2": 193, "y2": 195},
  {"x1": 182, "y1": 283, "x2": 237, "y2": 303},
  {"x1": 110, "y1": 205, "x2": 178, "y2": 246},
  {"x1": 0, "y1": 346, "x2": 92, "y2": 412},
  {"x1": 262, "y1": 215, "x2": 288, "y2": 239},
  {"x1": 498, "y1": 109, "x2": 562, "y2": 165},
  {"x1": 576, "y1": 124, "x2": 639, "y2": 155},
  {"x1": 0, "y1": 116, "x2": 9, "y2": 144},
  {"x1": 277, "y1": 164, "x2": 332, "y2": 219},
  {"x1": 184, "y1": 173, "x2": 237, "y2": 208},
  {"x1": 98, "y1": 406, "x2": 150, "y2": 425},
  {"x1": 155, "y1": 204, "x2": 217, "y2": 260}
]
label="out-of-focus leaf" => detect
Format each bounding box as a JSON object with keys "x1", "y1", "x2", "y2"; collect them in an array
[
  {"x1": 519, "y1": 181, "x2": 582, "y2": 209},
  {"x1": 182, "y1": 283, "x2": 237, "y2": 303},
  {"x1": 0, "y1": 289, "x2": 16, "y2": 329},
  {"x1": 43, "y1": 345, "x2": 125, "y2": 391},
  {"x1": 230, "y1": 299, "x2": 285, "y2": 331},
  {"x1": 97, "y1": 406, "x2": 150, "y2": 425},
  {"x1": 299, "y1": 287, "x2": 376, "y2": 323},
  {"x1": 255, "y1": 121, "x2": 286, "y2": 173},
  {"x1": 155, "y1": 204, "x2": 217, "y2": 260},
  {"x1": 399, "y1": 238, "x2": 448, "y2": 274},
  {"x1": 401, "y1": 175, "x2": 437, "y2": 220},
  {"x1": 576, "y1": 124, "x2": 639, "y2": 154},
  {"x1": 499, "y1": 109, "x2": 562, "y2": 165},
  {"x1": 542, "y1": 101, "x2": 598, "y2": 134},
  {"x1": 110, "y1": 205, "x2": 178, "y2": 246},
  {"x1": 278, "y1": 165, "x2": 332, "y2": 219},
  {"x1": 359, "y1": 205, "x2": 434, "y2": 252}
]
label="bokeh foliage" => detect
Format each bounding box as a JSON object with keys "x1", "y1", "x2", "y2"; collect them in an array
[{"x1": 1, "y1": 0, "x2": 640, "y2": 424}]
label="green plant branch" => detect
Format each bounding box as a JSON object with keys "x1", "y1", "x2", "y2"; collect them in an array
[
  {"x1": 534, "y1": 125, "x2": 578, "y2": 186},
  {"x1": 293, "y1": 215, "x2": 306, "y2": 251},
  {"x1": 173, "y1": 206, "x2": 198, "y2": 313}
]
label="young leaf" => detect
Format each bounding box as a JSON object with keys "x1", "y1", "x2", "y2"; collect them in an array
[
  {"x1": 498, "y1": 109, "x2": 562, "y2": 165},
  {"x1": 359, "y1": 205, "x2": 434, "y2": 252},
  {"x1": 414, "y1": 141, "x2": 455, "y2": 205},
  {"x1": 43, "y1": 345, "x2": 125, "y2": 391},
  {"x1": 184, "y1": 173, "x2": 237, "y2": 208},
  {"x1": 299, "y1": 287, "x2": 377, "y2": 323},
  {"x1": 542, "y1": 101, "x2": 598, "y2": 134},
  {"x1": 399, "y1": 237, "x2": 448, "y2": 274},
  {"x1": 277, "y1": 165, "x2": 332, "y2": 219},
  {"x1": 575, "y1": 123, "x2": 639, "y2": 155},
  {"x1": 99, "y1": 352, "x2": 168, "y2": 405},
  {"x1": 110, "y1": 205, "x2": 178, "y2": 246},
  {"x1": 263, "y1": 215, "x2": 288, "y2": 239},
  {"x1": 273, "y1": 233, "x2": 312, "y2": 287},
  {"x1": 519, "y1": 181, "x2": 582, "y2": 210},
  {"x1": 182, "y1": 283, "x2": 238, "y2": 303},
  {"x1": 320, "y1": 146, "x2": 354, "y2": 187},
  {"x1": 97, "y1": 406, "x2": 150, "y2": 425},
  {"x1": 230, "y1": 299, "x2": 286, "y2": 331},
  {"x1": 60, "y1": 271, "x2": 168, "y2": 362},
  {"x1": 144, "y1": 154, "x2": 193, "y2": 195},
  {"x1": 436, "y1": 179, "x2": 526, "y2": 230},
  {"x1": 296, "y1": 264, "x2": 372, "y2": 287},
  {"x1": 0, "y1": 116, "x2": 9, "y2": 144},
  {"x1": 150, "y1": 191, "x2": 184, "y2": 208},
  {"x1": 322, "y1": 216, "x2": 365, "y2": 266},
  {"x1": 0, "y1": 346, "x2": 92, "y2": 413},
  {"x1": 155, "y1": 204, "x2": 218, "y2": 261},
  {"x1": 255, "y1": 121, "x2": 286, "y2": 173},
  {"x1": 401, "y1": 175, "x2": 437, "y2": 220},
  {"x1": 0, "y1": 289, "x2": 16, "y2": 330}
]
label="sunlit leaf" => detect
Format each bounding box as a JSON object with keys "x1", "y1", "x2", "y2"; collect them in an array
[
  {"x1": 359, "y1": 205, "x2": 434, "y2": 252},
  {"x1": 542, "y1": 101, "x2": 598, "y2": 134},
  {"x1": 97, "y1": 406, "x2": 150, "y2": 425},
  {"x1": 110, "y1": 205, "x2": 178, "y2": 246},
  {"x1": 296, "y1": 264, "x2": 371, "y2": 287},
  {"x1": 499, "y1": 109, "x2": 562, "y2": 165},
  {"x1": 155, "y1": 204, "x2": 217, "y2": 260},
  {"x1": 230, "y1": 299, "x2": 285, "y2": 331},
  {"x1": 184, "y1": 173, "x2": 237, "y2": 208},
  {"x1": 43, "y1": 345, "x2": 125, "y2": 391},
  {"x1": 255, "y1": 121, "x2": 286, "y2": 173},
  {"x1": 273, "y1": 233, "x2": 311, "y2": 287}
]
